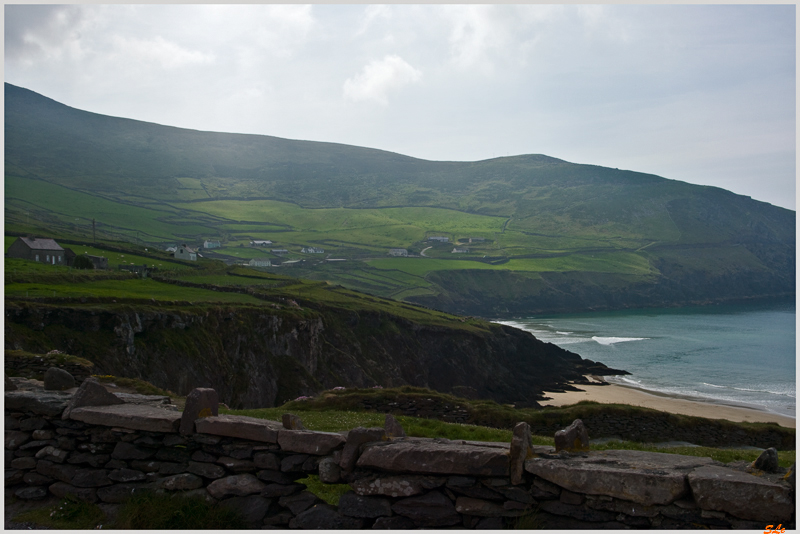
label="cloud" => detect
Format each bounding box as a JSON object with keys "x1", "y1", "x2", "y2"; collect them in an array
[
  {"x1": 4, "y1": 5, "x2": 87, "y2": 62},
  {"x1": 343, "y1": 55, "x2": 422, "y2": 105},
  {"x1": 111, "y1": 35, "x2": 215, "y2": 69}
]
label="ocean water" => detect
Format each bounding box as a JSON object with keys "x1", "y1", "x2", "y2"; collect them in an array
[{"x1": 496, "y1": 300, "x2": 796, "y2": 418}]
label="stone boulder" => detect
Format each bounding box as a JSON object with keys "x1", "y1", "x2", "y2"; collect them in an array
[
  {"x1": 338, "y1": 491, "x2": 393, "y2": 518},
  {"x1": 5, "y1": 390, "x2": 72, "y2": 416},
  {"x1": 340, "y1": 427, "x2": 385, "y2": 472},
  {"x1": 62, "y1": 378, "x2": 124, "y2": 419},
  {"x1": 282, "y1": 413, "x2": 306, "y2": 430},
  {"x1": 357, "y1": 439, "x2": 510, "y2": 477},
  {"x1": 688, "y1": 465, "x2": 794, "y2": 523},
  {"x1": 290, "y1": 503, "x2": 365, "y2": 529},
  {"x1": 384, "y1": 414, "x2": 405, "y2": 438},
  {"x1": 5, "y1": 373, "x2": 17, "y2": 391},
  {"x1": 43, "y1": 367, "x2": 75, "y2": 391},
  {"x1": 206, "y1": 474, "x2": 266, "y2": 499},
  {"x1": 392, "y1": 490, "x2": 461, "y2": 527},
  {"x1": 350, "y1": 475, "x2": 446, "y2": 498},
  {"x1": 554, "y1": 419, "x2": 589, "y2": 453},
  {"x1": 180, "y1": 387, "x2": 218, "y2": 435},
  {"x1": 525, "y1": 449, "x2": 715, "y2": 506},
  {"x1": 278, "y1": 430, "x2": 346, "y2": 456},
  {"x1": 195, "y1": 414, "x2": 282, "y2": 443},
  {"x1": 752, "y1": 447, "x2": 780, "y2": 473}
]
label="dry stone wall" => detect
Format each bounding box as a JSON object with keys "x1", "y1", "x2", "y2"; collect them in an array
[{"x1": 5, "y1": 377, "x2": 796, "y2": 530}]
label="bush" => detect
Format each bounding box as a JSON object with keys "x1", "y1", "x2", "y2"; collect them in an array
[
  {"x1": 72, "y1": 255, "x2": 94, "y2": 270},
  {"x1": 113, "y1": 491, "x2": 247, "y2": 529}
]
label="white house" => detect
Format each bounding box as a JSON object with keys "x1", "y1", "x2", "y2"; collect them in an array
[
  {"x1": 452, "y1": 248, "x2": 469, "y2": 254},
  {"x1": 301, "y1": 247, "x2": 324, "y2": 254},
  {"x1": 428, "y1": 236, "x2": 449, "y2": 242},
  {"x1": 250, "y1": 240, "x2": 273, "y2": 247},
  {"x1": 389, "y1": 249, "x2": 408, "y2": 257},
  {"x1": 174, "y1": 244, "x2": 197, "y2": 261},
  {"x1": 203, "y1": 240, "x2": 221, "y2": 249},
  {"x1": 249, "y1": 258, "x2": 271, "y2": 267}
]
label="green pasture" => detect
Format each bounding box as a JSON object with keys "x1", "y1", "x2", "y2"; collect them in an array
[
  {"x1": 4, "y1": 278, "x2": 266, "y2": 304},
  {"x1": 367, "y1": 251, "x2": 655, "y2": 277},
  {"x1": 5, "y1": 176, "x2": 215, "y2": 241},
  {"x1": 174, "y1": 199, "x2": 506, "y2": 244}
]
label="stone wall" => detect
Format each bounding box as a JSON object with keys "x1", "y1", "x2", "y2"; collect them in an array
[
  {"x1": 4, "y1": 353, "x2": 94, "y2": 383},
  {"x1": 358, "y1": 397, "x2": 795, "y2": 450},
  {"x1": 5, "y1": 378, "x2": 796, "y2": 529}
]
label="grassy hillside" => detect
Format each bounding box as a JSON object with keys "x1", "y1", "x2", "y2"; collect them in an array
[{"x1": 5, "y1": 83, "x2": 794, "y2": 314}]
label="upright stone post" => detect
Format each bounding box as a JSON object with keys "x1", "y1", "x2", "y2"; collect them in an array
[
  {"x1": 180, "y1": 388, "x2": 219, "y2": 435},
  {"x1": 510, "y1": 422, "x2": 533, "y2": 484}
]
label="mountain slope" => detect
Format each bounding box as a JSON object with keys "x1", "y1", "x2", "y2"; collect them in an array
[{"x1": 4, "y1": 83, "x2": 795, "y2": 314}]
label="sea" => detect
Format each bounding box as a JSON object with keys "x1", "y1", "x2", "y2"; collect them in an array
[{"x1": 495, "y1": 299, "x2": 796, "y2": 419}]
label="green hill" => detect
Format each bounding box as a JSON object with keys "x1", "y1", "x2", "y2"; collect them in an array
[{"x1": 5, "y1": 83, "x2": 794, "y2": 315}]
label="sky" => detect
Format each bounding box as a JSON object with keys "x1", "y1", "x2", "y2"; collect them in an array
[{"x1": 4, "y1": 4, "x2": 796, "y2": 210}]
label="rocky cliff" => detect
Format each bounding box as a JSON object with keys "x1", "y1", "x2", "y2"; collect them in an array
[{"x1": 4, "y1": 299, "x2": 625, "y2": 409}]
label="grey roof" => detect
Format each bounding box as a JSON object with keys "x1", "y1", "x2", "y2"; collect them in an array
[{"x1": 18, "y1": 237, "x2": 64, "y2": 251}]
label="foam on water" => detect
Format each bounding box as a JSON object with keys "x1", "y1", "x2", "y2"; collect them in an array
[{"x1": 592, "y1": 336, "x2": 649, "y2": 345}]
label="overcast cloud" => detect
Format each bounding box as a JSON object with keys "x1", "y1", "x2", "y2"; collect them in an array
[{"x1": 4, "y1": 4, "x2": 795, "y2": 209}]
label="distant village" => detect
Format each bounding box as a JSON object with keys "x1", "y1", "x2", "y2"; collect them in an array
[{"x1": 6, "y1": 233, "x2": 492, "y2": 272}]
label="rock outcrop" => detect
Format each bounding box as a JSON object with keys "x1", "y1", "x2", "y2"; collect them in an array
[{"x1": 4, "y1": 302, "x2": 625, "y2": 409}]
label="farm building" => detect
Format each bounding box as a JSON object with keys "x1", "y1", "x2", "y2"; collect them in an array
[
  {"x1": 6, "y1": 237, "x2": 65, "y2": 265},
  {"x1": 452, "y1": 248, "x2": 469, "y2": 253},
  {"x1": 271, "y1": 249, "x2": 289, "y2": 256},
  {"x1": 389, "y1": 249, "x2": 408, "y2": 257},
  {"x1": 428, "y1": 236, "x2": 449, "y2": 242},
  {"x1": 301, "y1": 247, "x2": 324, "y2": 254},
  {"x1": 174, "y1": 244, "x2": 197, "y2": 261},
  {"x1": 85, "y1": 255, "x2": 109, "y2": 269},
  {"x1": 248, "y1": 259, "x2": 271, "y2": 267},
  {"x1": 203, "y1": 240, "x2": 221, "y2": 249},
  {"x1": 251, "y1": 240, "x2": 273, "y2": 246},
  {"x1": 468, "y1": 237, "x2": 486, "y2": 243}
]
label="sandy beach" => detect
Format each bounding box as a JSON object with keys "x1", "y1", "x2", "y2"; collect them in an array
[{"x1": 541, "y1": 378, "x2": 795, "y2": 429}]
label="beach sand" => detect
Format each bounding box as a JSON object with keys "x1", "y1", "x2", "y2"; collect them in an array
[{"x1": 541, "y1": 378, "x2": 795, "y2": 429}]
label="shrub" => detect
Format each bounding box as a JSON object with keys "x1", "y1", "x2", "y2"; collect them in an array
[
  {"x1": 72, "y1": 255, "x2": 94, "y2": 270},
  {"x1": 113, "y1": 491, "x2": 246, "y2": 529}
]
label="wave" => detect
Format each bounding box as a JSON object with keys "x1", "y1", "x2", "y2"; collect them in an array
[
  {"x1": 555, "y1": 331, "x2": 573, "y2": 335},
  {"x1": 592, "y1": 336, "x2": 648, "y2": 345},
  {"x1": 703, "y1": 382, "x2": 796, "y2": 398}
]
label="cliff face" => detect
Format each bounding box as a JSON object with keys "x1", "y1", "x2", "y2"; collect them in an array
[{"x1": 4, "y1": 300, "x2": 623, "y2": 409}]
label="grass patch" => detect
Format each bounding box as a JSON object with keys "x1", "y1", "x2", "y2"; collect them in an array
[
  {"x1": 13, "y1": 496, "x2": 105, "y2": 530},
  {"x1": 296, "y1": 475, "x2": 351, "y2": 506},
  {"x1": 113, "y1": 491, "x2": 246, "y2": 529},
  {"x1": 93, "y1": 374, "x2": 177, "y2": 397}
]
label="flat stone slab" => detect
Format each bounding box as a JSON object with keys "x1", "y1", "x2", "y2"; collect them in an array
[
  {"x1": 688, "y1": 465, "x2": 794, "y2": 523},
  {"x1": 194, "y1": 414, "x2": 283, "y2": 443},
  {"x1": 357, "y1": 439, "x2": 510, "y2": 477},
  {"x1": 278, "y1": 430, "x2": 346, "y2": 455},
  {"x1": 68, "y1": 403, "x2": 181, "y2": 433},
  {"x1": 113, "y1": 392, "x2": 172, "y2": 405},
  {"x1": 525, "y1": 449, "x2": 715, "y2": 506},
  {"x1": 5, "y1": 390, "x2": 72, "y2": 417}
]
